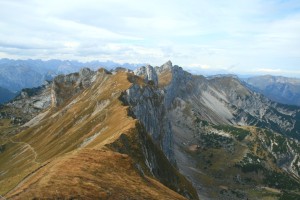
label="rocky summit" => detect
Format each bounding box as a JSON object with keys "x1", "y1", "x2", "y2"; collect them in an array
[{"x1": 1, "y1": 61, "x2": 300, "y2": 200}]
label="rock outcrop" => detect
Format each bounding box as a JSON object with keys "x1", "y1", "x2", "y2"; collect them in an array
[
  {"x1": 0, "y1": 83, "x2": 52, "y2": 125},
  {"x1": 51, "y1": 68, "x2": 96, "y2": 107},
  {"x1": 134, "y1": 65, "x2": 158, "y2": 85}
]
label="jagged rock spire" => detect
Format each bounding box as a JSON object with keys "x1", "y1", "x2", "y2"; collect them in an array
[{"x1": 161, "y1": 60, "x2": 173, "y2": 69}]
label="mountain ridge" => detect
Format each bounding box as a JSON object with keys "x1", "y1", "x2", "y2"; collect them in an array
[
  {"x1": 1, "y1": 61, "x2": 300, "y2": 199},
  {"x1": 0, "y1": 58, "x2": 144, "y2": 98},
  {"x1": 244, "y1": 75, "x2": 300, "y2": 106},
  {"x1": 0, "y1": 67, "x2": 198, "y2": 199}
]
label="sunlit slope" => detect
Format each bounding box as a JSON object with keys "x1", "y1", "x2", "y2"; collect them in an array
[{"x1": 0, "y1": 70, "x2": 197, "y2": 199}]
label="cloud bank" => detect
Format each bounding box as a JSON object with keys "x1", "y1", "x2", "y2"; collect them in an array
[{"x1": 1, "y1": 0, "x2": 300, "y2": 76}]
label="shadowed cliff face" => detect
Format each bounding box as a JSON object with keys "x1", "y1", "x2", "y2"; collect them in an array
[{"x1": 122, "y1": 81, "x2": 175, "y2": 164}]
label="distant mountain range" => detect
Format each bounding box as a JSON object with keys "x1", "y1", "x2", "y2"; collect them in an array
[
  {"x1": 0, "y1": 87, "x2": 17, "y2": 104},
  {"x1": 244, "y1": 75, "x2": 300, "y2": 106},
  {"x1": 0, "y1": 58, "x2": 144, "y2": 92}
]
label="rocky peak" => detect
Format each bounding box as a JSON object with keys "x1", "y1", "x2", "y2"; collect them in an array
[
  {"x1": 162, "y1": 60, "x2": 173, "y2": 69},
  {"x1": 155, "y1": 60, "x2": 190, "y2": 80},
  {"x1": 154, "y1": 61, "x2": 192, "y2": 107},
  {"x1": 155, "y1": 60, "x2": 173, "y2": 74},
  {"x1": 78, "y1": 67, "x2": 97, "y2": 88},
  {"x1": 134, "y1": 65, "x2": 158, "y2": 85}
]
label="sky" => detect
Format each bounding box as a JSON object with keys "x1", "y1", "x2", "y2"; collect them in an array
[{"x1": 1, "y1": 0, "x2": 300, "y2": 76}]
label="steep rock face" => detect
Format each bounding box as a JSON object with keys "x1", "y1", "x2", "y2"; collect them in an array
[
  {"x1": 122, "y1": 79, "x2": 175, "y2": 164},
  {"x1": 125, "y1": 62, "x2": 194, "y2": 164},
  {"x1": 156, "y1": 61, "x2": 193, "y2": 108},
  {"x1": 51, "y1": 68, "x2": 96, "y2": 107}
]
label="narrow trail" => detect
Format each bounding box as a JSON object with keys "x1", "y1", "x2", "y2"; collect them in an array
[
  {"x1": 4, "y1": 161, "x2": 50, "y2": 197},
  {"x1": 8, "y1": 138, "x2": 40, "y2": 165},
  {"x1": 0, "y1": 135, "x2": 44, "y2": 198},
  {"x1": 0, "y1": 194, "x2": 6, "y2": 200}
]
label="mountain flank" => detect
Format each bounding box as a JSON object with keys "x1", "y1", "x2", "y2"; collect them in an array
[
  {"x1": 244, "y1": 75, "x2": 300, "y2": 106},
  {"x1": 0, "y1": 61, "x2": 300, "y2": 199}
]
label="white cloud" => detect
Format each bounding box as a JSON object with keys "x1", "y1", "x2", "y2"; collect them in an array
[
  {"x1": 0, "y1": 0, "x2": 300, "y2": 76},
  {"x1": 256, "y1": 68, "x2": 282, "y2": 73}
]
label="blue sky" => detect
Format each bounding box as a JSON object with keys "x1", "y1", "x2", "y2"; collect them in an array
[{"x1": 1, "y1": 0, "x2": 300, "y2": 76}]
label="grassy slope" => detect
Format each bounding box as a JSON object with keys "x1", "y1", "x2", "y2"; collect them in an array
[
  {"x1": 6, "y1": 149, "x2": 187, "y2": 200},
  {"x1": 0, "y1": 71, "x2": 196, "y2": 199}
]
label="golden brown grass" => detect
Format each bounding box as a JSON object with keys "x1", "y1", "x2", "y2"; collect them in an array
[
  {"x1": 158, "y1": 69, "x2": 172, "y2": 87},
  {"x1": 6, "y1": 149, "x2": 186, "y2": 200},
  {"x1": 0, "y1": 71, "x2": 192, "y2": 199}
]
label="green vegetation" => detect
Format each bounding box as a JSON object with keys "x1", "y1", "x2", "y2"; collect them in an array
[
  {"x1": 199, "y1": 133, "x2": 234, "y2": 149},
  {"x1": 272, "y1": 135, "x2": 288, "y2": 154},
  {"x1": 235, "y1": 153, "x2": 264, "y2": 173},
  {"x1": 264, "y1": 171, "x2": 300, "y2": 190},
  {"x1": 279, "y1": 191, "x2": 300, "y2": 200},
  {"x1": 219, "y1": 189, "x2": 246, "y2": 199}
]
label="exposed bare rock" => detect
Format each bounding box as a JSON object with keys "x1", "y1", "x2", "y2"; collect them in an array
[
  {"x1": 1, "y1": 83, "x2": 52, "y2": 125},
  {"x1": 122, "y1": 81, "x2": 175, "y2": 164},
  {"x1": 51, "y1": 68, "x2": 96, "y2": 107},
  {"x1": 134, "y1": 65, "x2": 158, "y2": 85}
]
